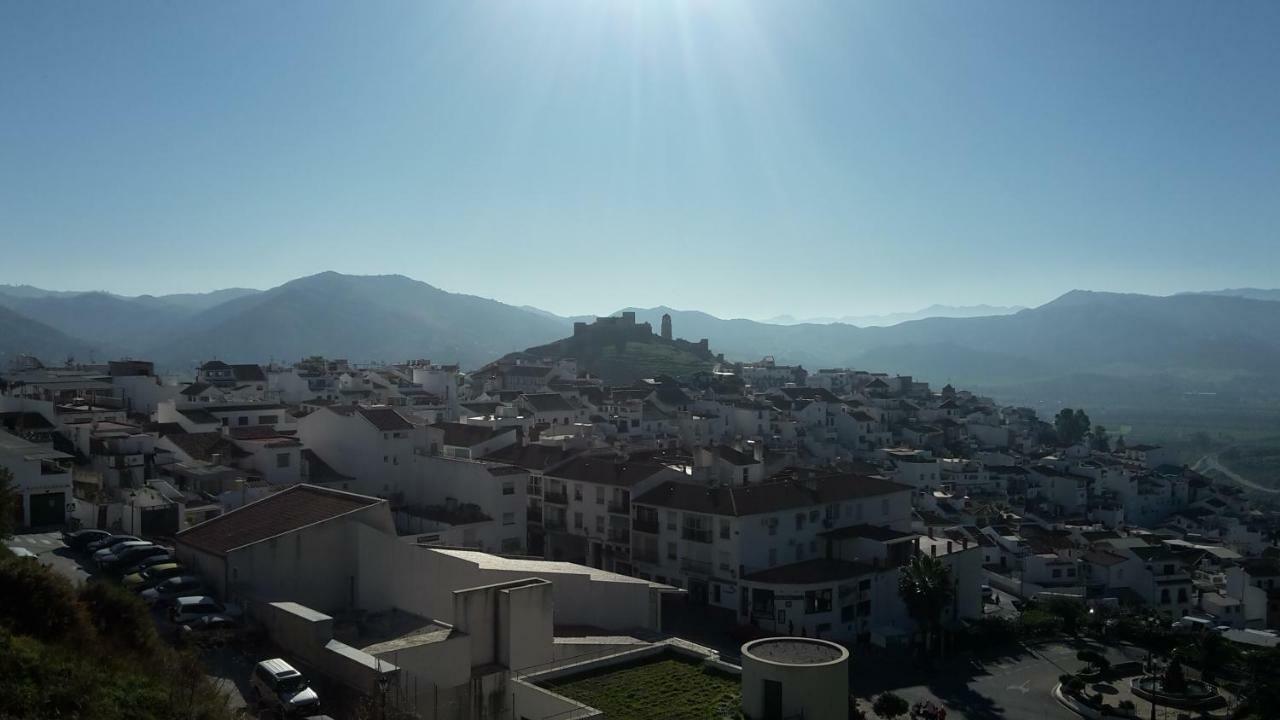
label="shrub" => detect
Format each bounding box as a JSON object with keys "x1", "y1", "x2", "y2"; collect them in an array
[
  {"x1": 1019, "y1": 608, "x2": 1064, "y2": 638},
  {"x1": 0, "y1": 553, "x2": 93, "y2": 644},
  {"x1": 79, "y1": 579, "x2": 162, "y2": 657},
  {"x1": 872, "y1": 691, "x2": 910, "y2": 720}
]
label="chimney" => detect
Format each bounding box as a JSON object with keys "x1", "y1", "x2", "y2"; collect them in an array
[
  {"x1": 931, "y1": 544, "x2": 937, "y2": 557},
  {"x1": 927, "y1": 527, "x2": 934, "y2": 539}
]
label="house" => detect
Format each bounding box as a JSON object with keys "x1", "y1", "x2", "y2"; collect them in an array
[
  {"x1": 296, "y1": 405, "x2": 418, "y2": 496},
  {"x1": 0, "y1": 429, "x2": 74, "y2": 528},
  {"x1": 425, "y1": 423, "x2": 519, "y2": 460}
]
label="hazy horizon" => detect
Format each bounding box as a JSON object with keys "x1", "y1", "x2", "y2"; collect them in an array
[{"x1": 3, "y1": 2, "x2": 1279, "y2": 317}]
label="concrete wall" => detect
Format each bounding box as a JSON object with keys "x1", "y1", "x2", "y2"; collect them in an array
[
  {"x1": 355, "y1": 524, "x2": 659, "y2": 632},
  {"x1": 258, "y1": 601, "x2": 395, "y2": 697}
]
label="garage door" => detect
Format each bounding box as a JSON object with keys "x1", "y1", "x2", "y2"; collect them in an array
[{"x1": 28, "y1": 492, "x2": 65, "y2": 527}]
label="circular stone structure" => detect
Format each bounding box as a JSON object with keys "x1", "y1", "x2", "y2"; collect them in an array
[{"x1": 741, "y1": 637, "x2": 850, "y2": 720}]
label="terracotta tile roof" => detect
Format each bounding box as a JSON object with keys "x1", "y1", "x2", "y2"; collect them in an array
[
  {"x1": 544, "y1": 455, "x2": 670, "y2": 488},
  {"x1": 164, "y1": 432, "x2": 251, "y2": 462},
  {"x1": 741, "y1": 558, "x2": 875, "y2": 585},
  {"x1": 430, "y1": 422, "x2": 516, "y2": 447},
  {"x1": 521, "y1": 393, "x2": 575, "y2": 413},
  {"x1": 481, "y1": 444, "x2": 575, "y2": 471},
  {"x1": 818, "y1": 523, "x2": 914, "y2": 542},
  {"x1": 176, "y1": 484, "x2": 382, "y2": 556},
  {"x1": 634, "y1": 473, "x2": 910, "y2": 517}
]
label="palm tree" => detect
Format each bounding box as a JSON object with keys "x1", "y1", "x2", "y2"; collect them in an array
[{"x1": 898, "y1": 552, "x2": 954, "y2": 656}]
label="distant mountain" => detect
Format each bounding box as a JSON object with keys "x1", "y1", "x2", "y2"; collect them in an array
[
  {"x1": 150, "y1": 272, "x2": 568, "y2": 370},
  {"x1": 0, "y1": 304, "x2": 99, "y2": 365},
  {"x1": 626, "y1": 291, "x2": 1280, "y2": 389},
  {"x1": 1192, "y1": 288, "x2": 1280, "y2": 303},
  {"x1": 0, "y1": 291, "x2": 190, "y2": 350},
  {"x1": 762, "y1": 304, "x2": 1024, "y2": 327},
  {"x1": 152, "y1": 288, "x2": 261, "y2": 311}
]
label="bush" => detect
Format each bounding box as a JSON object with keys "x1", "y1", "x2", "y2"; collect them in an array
[
  {"x1": 872, "y1": 691, "x2": 910, "y2": 720},
  {"x1": 1019, "y1": 608, "x2": 1064, "y2": 638},
  {"x1": 968, "y1": 616, "x2": 1019, "y2": 646},
  {"x1": 0, "y1": 552, "x2": 93, "y2": 644},
  {"x1": 79, "y1": 579, "x2": 162, "y2": 657}
]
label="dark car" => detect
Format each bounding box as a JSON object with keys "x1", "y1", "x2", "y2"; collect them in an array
[
  {"x1": 85, "y1": 534, "x2": 141, "y2": 554},
  {"x1": 120, "y1": 553, "x2": 178, "y2": 578},
  {"x1": 62, "y1": 529, "x2": 111, "y2": 551},
  {"x1": 102, "y1": 543, "x2": 171, "y2": 573}
]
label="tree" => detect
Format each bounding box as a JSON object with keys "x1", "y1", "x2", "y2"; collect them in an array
[
  {"x1": 1077, "y1": 649, "x2": 1110, "y2": 675},
  {"x1": 872, "y1": 692, "x2": 909, "y2": 720},
  {"x1": 1054, "y1": 408, "x2": 1092, "y2": 446},
  {"x1": 898, "y1": 553, "x2": 954, "y2": 655},
  {"x1": 1090, "y1": 425, "x2": 1110, "y2": 453},
  {"x1": 0, "y1": 467, "x2": 15, "y2": 540}
]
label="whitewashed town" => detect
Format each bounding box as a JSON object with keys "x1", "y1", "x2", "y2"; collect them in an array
[{"x1": 4, "y1": 311, "x2": 1278, "y2": 720}]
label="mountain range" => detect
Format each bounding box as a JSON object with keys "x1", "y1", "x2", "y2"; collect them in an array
[
  {"x1": 762, "y1": 304, "x2": 1025, "y2": 327},
  {"x1": 1, "y1": 274, "x2": 1278, "y2": 416}
]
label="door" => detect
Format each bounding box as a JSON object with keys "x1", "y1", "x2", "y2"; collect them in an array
[
  {"x1": 762, "y1": 679, "x2": 782, "y2": 720},
  {"x1": 712, "y1": 582, "x2": 722, "y2": 605},
  {"x1": 28, "y1": 491, "x2": 65, "y2": 527}
]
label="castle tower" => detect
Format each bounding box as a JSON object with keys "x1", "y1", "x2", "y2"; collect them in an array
[{"x1": 661, "y1": 313, "x2": 672, "y2": 340}]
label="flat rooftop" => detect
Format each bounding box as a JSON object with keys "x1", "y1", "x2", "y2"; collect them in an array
[{"x1": 743, "y1": 638, "x2": 846, "y2": 666}]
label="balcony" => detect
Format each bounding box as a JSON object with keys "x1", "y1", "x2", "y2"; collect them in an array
[
  {"x1": 607, "y1": 528, "x2": 631, "y2": 544},
  {"x1": 681, "y1": 527, "x2": 712, "y2": 544},
  {"x1": 526, "y1": 484, "x2": 543, "y2": 497},
  {"x1": 607, "y1": 499, "x2": 631, "y2": 515},
  {"x1": 526, "y1": 508, "x2": 542, "y2": 525},
  {"x1": 633, "y1": 517, "x2": 660, "y2": 534},
  {"x1": 681, "y1": 558, "x2": 713, "y2": 576},
  {"x1": 544, "y1": 516, "x2": 566, "y2": 531},
  {"x1": 544, "y1": 490, "x2": 568, "y2": 505}
]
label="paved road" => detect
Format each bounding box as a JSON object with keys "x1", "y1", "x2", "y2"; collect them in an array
[
  {"x1": 852, "y1": 641, "x2": 1103, "y2": 720},
  {"x1": 1193, "y1": 453, "x2": 1279, "y2": 494},
  {"x1": 6, "y1": 530, "x2": 92, "y2": 584}
]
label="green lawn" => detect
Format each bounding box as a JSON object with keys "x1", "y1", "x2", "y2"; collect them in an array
[{"x1": 542, "y1": 656, "x2": 741, "y2": 720}]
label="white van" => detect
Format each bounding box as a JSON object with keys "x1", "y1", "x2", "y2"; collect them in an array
[{"x1": 251, "y1": 658, "x2": 321, "y2": 716}]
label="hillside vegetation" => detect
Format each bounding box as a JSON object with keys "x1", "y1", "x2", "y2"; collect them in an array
[{"x1": 0, "y1": 548, "x2": 235, "y2": 720}]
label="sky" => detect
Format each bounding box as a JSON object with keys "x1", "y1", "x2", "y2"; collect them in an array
[{"x1": 1, "y1": 1, "x2": 1278, "y2": 319}]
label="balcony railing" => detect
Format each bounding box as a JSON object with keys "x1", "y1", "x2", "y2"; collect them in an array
[
  {"x1": 607, "y1": 500, "x2": 631, "y2": 515},
  {"x1": 527, "y1": 484, "x2": 543, "y2": 497},
  {"x1": 681, "y1": 558, "x2": 713, "y2": 575},
  {"x1": 633, "y1": 517, "x2": 660, "y2": 534},
  {"x1": 681, "y1": 527, "x2": 712, "y2": 544},
  {"x1": 544, "y1": 516, "x2": 566, "y2": 531},
  {"x1": 544, "y1": 490, "x2": 568, "y2": 505},
  {"x1": 526, "y1": 508, "x2": 542, "y2": 524},
  {"x1": 607, "y1": 528, "x2": 631, "y2": 544}
]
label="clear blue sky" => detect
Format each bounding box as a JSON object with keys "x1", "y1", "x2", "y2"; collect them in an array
[{"x1": 2, "y1": 1, "x2": 1277, "y2": 319}]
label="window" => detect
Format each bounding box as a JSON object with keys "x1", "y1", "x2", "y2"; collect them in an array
[
  {"x1": 809, "y1": 510, "x2": 819, "y2": 522},
  {"x1": 1177, "y1": 588, "x2": 1188, "y2": 604},
  {"x1": 502, "y1": 481, "x2": 515, "y2": 496},
  {"x1": 574, "y1": 484, "x2": 583, "y2": 501},
  {"x1": 667, "y1": 542, "x2": 677, "y2": 560},
  {"x1": 795, "y1": 513, "x2": 805, "y2": 530},
  {"x1": 259, "y1": 415, "x2": 278, "y2": 425},
  {"x1": 767, "y1": 519, "x2": 777, "y2": 536},
  {"x1": 1161, "y1": 589, "x2": 1171, "y2": 604},
  {"x1": 719, "y1": 551, "x2": 731, "y2": 572},
  {"x1": 742, "y1": 468, "x2": 749, "y2": 483},
  {"x1": 221, "y1": 417, "x2": 229, "y2": 427},
  {"x1": 574, "y1": 512, "x2": 584, "y2": 530},
  {"x1": 276, "y1": 453, "x2": 290, "y2": 468},
  {"x1": 237, "y1": 416, "x2": 248, "y2": 426},
  {"x1": 595, "y1": 516, "x2": 604, "y2": 533},
  {"x1": 1052, "y1": 569, "x2": 1062, "y2": 579},
  {"x1": 667, "y1": 511, "x2": 677, "y2": 531},
  {"x1": 804, "y1": 589, "x2": 832, "y2": 614},
  {"x1": 595, "y1": 487, "x2": 604, "y2": 505},
  {"x1": 719, "y1": 519, "x2": 731, "y2": 540},
  {"x1": 502, "y1": 512, "x2": 515, "y2": 526}
]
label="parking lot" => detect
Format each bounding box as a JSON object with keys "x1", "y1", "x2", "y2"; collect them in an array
[{"x1": 8, "y1": 531, "x2": 252, "y2": 715}]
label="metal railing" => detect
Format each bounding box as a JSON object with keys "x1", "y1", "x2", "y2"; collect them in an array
[
  {"x1": 544, "y1": 490, "x2": 568, "y2": 505},
  {"x1": 681, "y1": 527, "x2": 712, "y2": 543}
]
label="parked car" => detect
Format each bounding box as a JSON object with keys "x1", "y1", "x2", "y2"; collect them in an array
[
  {"x1": 168, "y1": 596, "x2": 239, "y2": 625},
  {"x1": 102, "y1": 544, "x2": 170, "y2": 573},
  {"x1": 93, "y1": 540, "x2": 152, "y2": 566},
  {"x1": 62, "y1": 528, "x2": 111, "y2": 550},
  {"x1": 120, "y1": 553, "x2": 177, "y2": 578},
  {"x1": 124, "y1": 562, "x2": 186, "y2": 591},
  {"x1": 85, "y1": 534, "x2": 140, "y2": 554},
  {"x1": 140, "y1": 576, "x2": 206, "y2": 606},
  {"x1": 250, "y1": 658, "x2": 321, "y2": 717}
]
